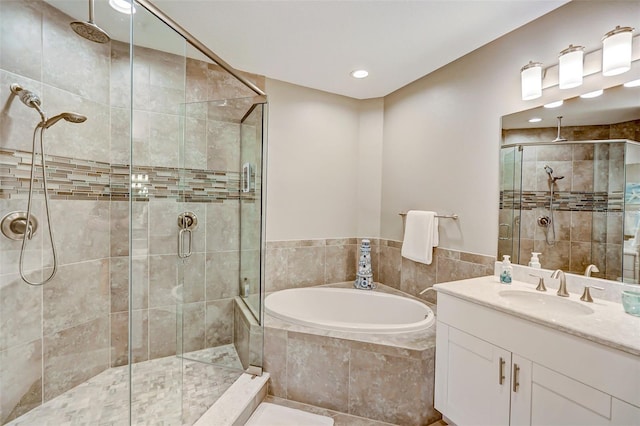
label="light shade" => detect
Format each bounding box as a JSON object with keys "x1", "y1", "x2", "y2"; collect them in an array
[
  {"x1": 109, "y1": 0, "x2": 136, "y2": 14},
  {"x1": 543, "y1": 100, "x2": 563, "y2": 109},
  {"x1": 580, "y1": 89, "x2": 603, "y2": 99},
  {"x1": 624, "y1": 79, "x2": 640, "y2": 88},
  {"x1": 558, "y1": 45, "x2": 584, "y2": 89},
  {"x1": 602, "y1": 26, "x2": 634, "y2": 76},
  {"x1": 521, "y1": 61, "x2": 543, "y2": 100}
]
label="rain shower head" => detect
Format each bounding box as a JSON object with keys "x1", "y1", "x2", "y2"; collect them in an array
[
  {"x1": 40, "y1": 112, "x2": 87, "y2": 129},
  {"x1": 70, "y1": 0, "x2": 110, "y2": 43}
]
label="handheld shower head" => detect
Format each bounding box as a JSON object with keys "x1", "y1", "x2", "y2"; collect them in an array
[
  {"x1": 544, "y1": 165, "x2": 564, "y2": 182},
  {"x1": 10, "y1": 84, "x2": 46, "y2": 121},
  {"x1": 40, "y1": 112, "x2": 87, "y2": 129}
]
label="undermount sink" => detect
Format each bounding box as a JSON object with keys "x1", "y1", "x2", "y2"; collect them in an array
[{"x1": 498, "y1": 290, "x2": 595, "y2": 316}]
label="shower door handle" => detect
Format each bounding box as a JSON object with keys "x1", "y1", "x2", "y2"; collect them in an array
[
  {"x1": 177, "y1": 212, "x2": 197, "y2": 259},
  {"x1": 178, "y1": 228, "x2": 192, "y2": 258},
  {"x1": 242, "y1": 162, "x2": 251, "y2": 193}
]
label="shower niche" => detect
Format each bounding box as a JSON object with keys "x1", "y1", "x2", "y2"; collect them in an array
[{"x1": 499, "y1": 140, "x2": 640, "y2": 282}]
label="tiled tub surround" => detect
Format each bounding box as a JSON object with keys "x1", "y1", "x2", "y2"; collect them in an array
[
  {"x1": 0, "y1": 0, "x2": 265, "y2": 424},
  {"x1": 266, "y1": 238, "x2": 496, "y2": 303},
  {"x1": 264, "y1": 283, "x2": 440, "y2": 426},
  {"x1": 263, "y1": 241, "x2": 494, "y2": 423}
]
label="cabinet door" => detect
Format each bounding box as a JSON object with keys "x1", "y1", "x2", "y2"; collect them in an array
[
  {"x1": 530, "y1": 364, "x2": 612, "y2": 426},
  {"x1": 436, "y1": 324, "x2": 512, "y2": 426},
  {"x1": 510, "y1": 354, "x2": 532, "y2": 426}
]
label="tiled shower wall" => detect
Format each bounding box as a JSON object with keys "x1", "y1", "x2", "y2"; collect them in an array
[
  {"x1": 265, "y1": 238, "x2": 496, "y2": 303},
  {"x1": 0, "y1": 1, "x2": 263, "y2": 423},
  {"x1": 500, "y1": 120, "x2": 640, "y2": 280}
]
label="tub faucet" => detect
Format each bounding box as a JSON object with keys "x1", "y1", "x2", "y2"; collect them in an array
[
  {"x1": 551, "y1": 269, "x2": 569, "y2": 297},
  {"x1": 584, "y1": 264, "x2": 599, "y2": 277}
]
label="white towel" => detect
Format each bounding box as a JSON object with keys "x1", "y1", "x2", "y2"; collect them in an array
[{"x1": 401, "y1": 210, "x2": 439, "y2": 265}]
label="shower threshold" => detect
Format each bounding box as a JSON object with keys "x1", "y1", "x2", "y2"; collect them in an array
[{"x1": 6, "y1": 345, "x2": 244, "y2": 426}]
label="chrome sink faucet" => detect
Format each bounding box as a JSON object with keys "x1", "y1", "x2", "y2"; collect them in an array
[{"x1": 551, "y1": 269, "x2": 569, "y2": 297}]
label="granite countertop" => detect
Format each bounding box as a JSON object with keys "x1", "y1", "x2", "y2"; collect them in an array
[{"x1": 434, "y1": 276, "x2": 640, "y2": 356}]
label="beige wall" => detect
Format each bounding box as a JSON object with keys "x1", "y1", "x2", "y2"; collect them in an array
[
  {"x1": 265, "y1": 78, "x2": 384, "y2": 241},
  {"x1": 381, "y1": 0, "x2": 640, "y2": 255}
]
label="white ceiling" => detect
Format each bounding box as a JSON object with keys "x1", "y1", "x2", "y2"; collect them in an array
[{"x1": 45, "y1": 0, "x2": 568, "y2": 99}]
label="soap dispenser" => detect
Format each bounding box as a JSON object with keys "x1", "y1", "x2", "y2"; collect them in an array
[
  {"x1": 500, "y1": 255, "x2": 513, "y2": 284},
  {"x1": 528, "y1": 252, "x2": 541, "y2": 269}
]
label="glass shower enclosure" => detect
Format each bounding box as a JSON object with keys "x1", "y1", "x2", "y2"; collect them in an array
[
  {"x1": 499, "y1": 140, "x2": 640, "y2": 282},
  {"x1": 0, "y1": 0, "x2": 266, "y2": 424}
]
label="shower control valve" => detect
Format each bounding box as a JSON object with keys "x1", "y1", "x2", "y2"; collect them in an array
[{"x1": 537, "y1": 216, "x2": 551, "y2": 227}]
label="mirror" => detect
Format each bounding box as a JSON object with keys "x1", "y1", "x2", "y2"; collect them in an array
[{"x1": 499, "y1": 82, "x2": 640, "y2": 284}]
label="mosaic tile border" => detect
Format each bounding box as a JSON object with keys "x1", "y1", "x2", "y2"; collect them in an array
[
  {"x1": 500, "y1": 190, "x2": 623, "y2": 212},
  {"x1": 0, "y1": 148, "x2": 255, "y2": 203}
]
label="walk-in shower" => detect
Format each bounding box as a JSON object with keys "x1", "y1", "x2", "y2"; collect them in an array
[{"x1": 0, "y1": 0, "x2": 267, "y2": 424}]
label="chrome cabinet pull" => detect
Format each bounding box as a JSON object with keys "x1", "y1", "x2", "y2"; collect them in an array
[
  {"x1": 499, "y1": 357, "x2": 506, "y2": 385},
  {"x1": 513, "y1": 363, "x2": 520, "y2": 392}
]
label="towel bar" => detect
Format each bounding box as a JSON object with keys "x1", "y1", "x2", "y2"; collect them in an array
[{"x1": 399, "y1": 212, "x2": 458, "y2": 220}]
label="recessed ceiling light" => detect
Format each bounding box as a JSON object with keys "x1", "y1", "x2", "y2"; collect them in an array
[
  {"x1": 580, "y1": 89, "x2": 604, "y2": 99},
  {"x1": 543, "y1": 100, "x2": 563, "y2": 108},
  {"x1": 528, "y1": 117, "x2": 542, "y2": 123},
  {"x1": 350, "y1": 70, "x2": 369, "y2": 79},
  {"x1": 624, "y1": 79, "x2": 640, "y2": 88},
  {"x1": 109, "y1": 0, "x2": 136, "y2": 14}
]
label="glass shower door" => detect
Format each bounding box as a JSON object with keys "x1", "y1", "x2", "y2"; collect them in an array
[{"x1": 173, "y1": 95, "x2": 266, "y2": 416}]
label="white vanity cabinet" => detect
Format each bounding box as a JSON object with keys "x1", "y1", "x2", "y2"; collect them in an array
[
  {"x1": 435, "y1": 323, "x2": 531, "y2": 426},
  {"x1": 434, "y1": 284, "x2": 640, "y2": 426}
]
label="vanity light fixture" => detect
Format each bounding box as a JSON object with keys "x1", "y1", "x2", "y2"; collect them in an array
[
  {"x1": 350, "y1": 70, "x2": 369, "y2": 79},
  {"x1": 624, "y1": 78, "x2": 640, "y2": 88},
  {"x1": 520, "y1": 61, "x2": 543, "y2": 100},
  {"x1": 580, "y1": 89, "x2": 604, "y2": 99},
  {"x1": 602, "y1": 26, "x2": 634, "y2": 76},
  {"x1": 528, "y1": 117, "x2": 542, "y2": 123},
  {"x1": 558, "y1": 45, "x2": 584, "y2": 89},
  {"x1": 543, "y1": 100, "x2": 563, "y2": 109},
  {"x1": 109, "y1": 0, "x2": 136, "y2": 14}
]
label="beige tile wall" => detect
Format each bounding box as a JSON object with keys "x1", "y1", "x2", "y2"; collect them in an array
[
  {"x1": 263, "y1": 327, "x2": 439, "y2": 426},
  {"x1": 266, "y1": 238, "x2": 496, "y2": 303}
]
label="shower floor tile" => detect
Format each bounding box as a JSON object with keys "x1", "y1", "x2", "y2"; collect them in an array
[{"x1": 6, "y1": 345, "x2": 243, "y2": 426}]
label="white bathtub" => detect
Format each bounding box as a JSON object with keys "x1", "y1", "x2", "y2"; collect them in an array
[{"x1": 265, "y1": 287, "x2": 434, "y2": 333}]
